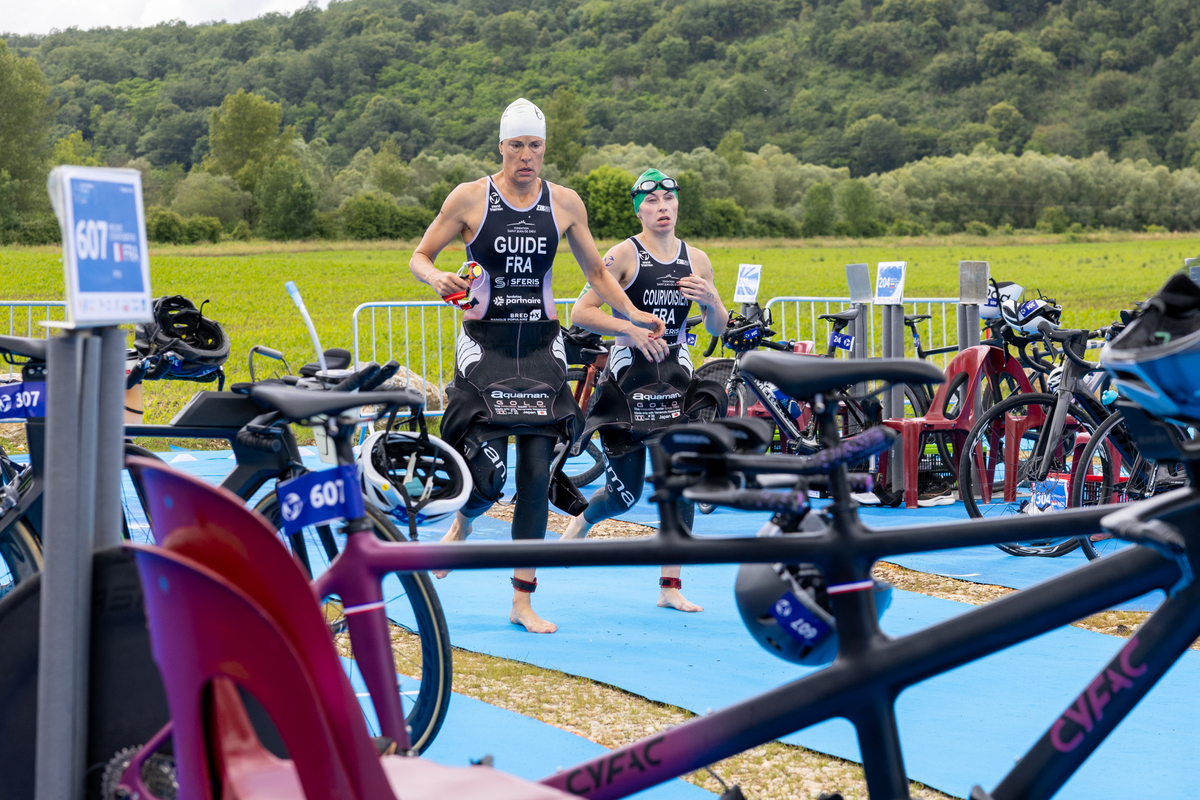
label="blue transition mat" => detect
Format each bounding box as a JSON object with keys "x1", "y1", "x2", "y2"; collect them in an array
[
  {"x1": 150, "y1": 450, "x2": 1191, "y2": 799},
  {"x1": 411, "y1": 566, "x2": 1198, "y2": 800}
]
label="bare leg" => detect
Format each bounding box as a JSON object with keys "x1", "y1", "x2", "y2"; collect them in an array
[
  {"x1": 561, "y1": 512, "x2": 592, "y2": 540},
  {"x1": 509, "y1": 567, "x2": 556, "y2": 633},
  {"x1": 658, "y1": 566, "x2": 702, "y2": 612},
  {"x1": 433, "y1": 512, "x2": 474, "y2": 579}
]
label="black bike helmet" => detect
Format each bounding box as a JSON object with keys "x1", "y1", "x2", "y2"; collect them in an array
[
  {"x1": 134, "y1": 295, "x2": 229, "y2": 382},
  {"x1": 1102, "y1": 273, "x2": 1200, "y2": 423},
  {"x1": 721, "y1": 311, "x2": 767, "y2": 353},
  {"x1": 735, "y1": 561, "x2": 893, "y2": 666}
]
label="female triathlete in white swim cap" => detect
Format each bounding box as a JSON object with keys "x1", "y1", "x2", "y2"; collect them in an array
[{"x1": 499, "y1": 97, "x2": 546, "y2": 141}]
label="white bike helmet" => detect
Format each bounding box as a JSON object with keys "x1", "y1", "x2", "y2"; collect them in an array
[
  {"x1": 1102, "y1": 273, "x2": 1200, "y2": 424},
  {"x1": 981, "y1": 280, "x2": 1023, "y2": 320},
  {"x1": 357, "y1": 430, "x2": 472, "y2": 525},
  {"x1": 1002, "y1": 291, "x2": 1062, "y2": 336}
]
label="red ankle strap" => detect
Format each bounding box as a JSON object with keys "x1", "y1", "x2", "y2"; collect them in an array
[
  {"x1": 511, "y1": 576, "x2": 538, "y2": 593},
  {"x1": 659, "y1": 577, "x2": 682, "y2": 589}
]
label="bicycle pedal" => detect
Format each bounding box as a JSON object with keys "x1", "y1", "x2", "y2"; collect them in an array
[{"x1": 718, "y1": 786, "x2": 746, "y2": 800}]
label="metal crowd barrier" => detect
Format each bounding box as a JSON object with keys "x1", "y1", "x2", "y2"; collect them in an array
[
  {"x1": 351, "y1": 299, "x2": 578, "y2": 417},
  {"x1": 764, "y1": 296, "x2": 960, "y2": 368},
  {"x1": 0, "y1": 301, "x2": 67, "y2": 379}
]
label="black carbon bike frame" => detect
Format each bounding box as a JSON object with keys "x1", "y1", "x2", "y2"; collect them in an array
[{"x1": 361, "y1": 398, "x2": 1200, "y2": 800}]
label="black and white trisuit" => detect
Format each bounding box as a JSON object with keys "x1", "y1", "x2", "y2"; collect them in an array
[
  {"x1": 440, "y1": 177, "x2": 583, "y2": 538},
  {"x1": 577, "y1": 236, "x2": 726, "y2": 526}
]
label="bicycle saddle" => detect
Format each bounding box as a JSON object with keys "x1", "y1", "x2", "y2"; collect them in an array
[
  {"x1": 904, "y1": 313, "x2": 932, "y2": 324},
  {"x1": 298, "y1": 348, "x2": 353, "y2": 377},
  {"x1": 817, "y1": 309, "x2": 859, "y2": 322},
  {"x1": 0, "y1": 335, "x2": 47, "y2": 362},
  {"x1": 250, "y1": 384, "x2": 423, "y2": 421},
  {"x1": 740, "y1": 352, "x2": 944, "y2": 400}
]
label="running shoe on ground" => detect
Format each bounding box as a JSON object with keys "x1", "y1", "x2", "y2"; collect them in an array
[
  {"x1": 851, "y1": 491, "x2": 881, "y2": 505},
  {"x1": 917, "y1": 483, "x2": 955, "y2": 507}
]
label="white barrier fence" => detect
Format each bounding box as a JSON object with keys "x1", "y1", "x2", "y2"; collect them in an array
[
  {"x1": 350, "y1": 295, "x2": 973, "y2": 417},
  {"x1": 0, "y1": 302, "x2": 66, "y2": 379},
  {"x1": 764, "y1": 296, "x2": 961, "y2": 369},
  {"x1": 351, "y1": 299, "x2": 579, "y2": 417}
]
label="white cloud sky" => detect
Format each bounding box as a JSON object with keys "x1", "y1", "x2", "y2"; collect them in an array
[{"x1": 4, "y1": 0, "x2": 328, "y2": 37}]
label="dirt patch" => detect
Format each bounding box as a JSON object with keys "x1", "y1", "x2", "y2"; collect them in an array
[{"x1": 484, "y1": 503, "x2": 654, "y2": 540}]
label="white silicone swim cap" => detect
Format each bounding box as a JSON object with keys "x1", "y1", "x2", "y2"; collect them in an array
[{"x1": 499, "y1": 98, "x2": 546, "y2": 142}]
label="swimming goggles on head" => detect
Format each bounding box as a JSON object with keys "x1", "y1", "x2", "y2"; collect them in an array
[
  {"x1": 630, "y1": 178, "x2": 679, "y2": 197},
  {"x1": 442, "y1": 261, "x2": 484, "y2": 310}
]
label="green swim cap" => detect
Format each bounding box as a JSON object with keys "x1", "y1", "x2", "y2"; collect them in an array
[{"x1": 631, "y1": 168, "x2": 677, "y2": 215}]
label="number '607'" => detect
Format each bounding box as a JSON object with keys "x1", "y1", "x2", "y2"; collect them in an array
[
  {"x1": 308, "y1": 479, "x2": 345, "y2": 509},
  {"x1": 74, "y1": 219, "x2": 109, "y2": 261}
]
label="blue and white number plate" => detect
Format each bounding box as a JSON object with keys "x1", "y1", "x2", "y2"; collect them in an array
[
  {"x1": 0, "y1": 382, "x2": 46, "y2": 420},
  {"x1": 829, "y1": 331, "x2": 854, "y2": 352},
  {"x1": 276, "y1": 464, "x2": 364, "y2": 536}
]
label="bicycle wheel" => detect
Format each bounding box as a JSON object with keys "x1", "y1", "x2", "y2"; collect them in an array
[
  {"x1": 1068, "y1": 410, "x2": 1185, "y2": 560},
  {"x1": 695, "y1": 358, "x2": 750, "y2": 422},
  {"x1": 957, "y1": 392, "x2": 1098, "y2": 556},
  {"x1": 253, "y1": 495, "x2": 452, "y2": 753},
  {"x1": 0, "y1": 517, "x2": 41, "y2": 598}
]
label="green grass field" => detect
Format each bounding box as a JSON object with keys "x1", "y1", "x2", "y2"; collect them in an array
[{"x1": 1, "y1": 234, "x2": 1197, "y2": 426}]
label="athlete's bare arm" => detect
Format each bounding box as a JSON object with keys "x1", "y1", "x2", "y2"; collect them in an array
[
  {"x1": 409, "y1": 180, "x2": 487, "y2": 297},
  {"x1": 553, "y1": 187, "x2": 666, "y2": 338},
  {"x1": 572, "y1": 242, "x2": 669, "y2": 362},
  {"x1": 680, "y1": 247, "x2": 727, "y2": 336}
]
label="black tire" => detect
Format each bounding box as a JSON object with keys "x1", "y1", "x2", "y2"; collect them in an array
[
  {"x1": 958, "y1": 392, "x2": 1098, "y2": 557},
  {"x1": 0, "y1": 516, "x2": 42, "y2": 597},
  {"x1": 695, "y1": 358, "x2": 750, "y2": 422},
  {"x1": 1068, "y1": 411, "x2": 1185, "y2": 560},
  {"x1": 566, "y1": 367, "x2": 607, "y2": 488},
  {"x1": 253, "y1": 495, "x2": 452, "y2": 753}
]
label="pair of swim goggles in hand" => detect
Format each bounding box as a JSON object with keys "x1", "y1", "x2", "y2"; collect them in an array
[{"x1": 441, "y1": 262, "x2": 483, "y2": 310}]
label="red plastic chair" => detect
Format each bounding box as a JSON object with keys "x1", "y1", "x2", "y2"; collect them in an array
[
  {"x1": 880, "y1": 345, "x2": 1033, "y2": 508},
  {"x1": 124, "y1": 457, "x2": 571, "y2": 800}
]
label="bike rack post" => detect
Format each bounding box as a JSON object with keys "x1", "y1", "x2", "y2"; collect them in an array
[
  {"x1": 38, "y1": 166, "x2": 148, "y2": 800},
  {"x1": 846, "y1": 263, "x2": 872, "y2": 398},
  {"x1": 957, "y1": 261, "x2": 988, "y2": 351},
  {"x1": 875, "y1": 262, "x2": 907, "y2": 492}
]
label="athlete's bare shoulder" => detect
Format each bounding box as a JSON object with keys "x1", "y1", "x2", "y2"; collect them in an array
[
  {"x1": 547, "y1": 181, "x2": 586, "y2": 221},
  {"x1": 601, "y1": 238, "x2": 638, "y2": 284},
  {"x1": 443, "y1": 177, "x2": 489, "y2": 215},
  {"x1": 684, "y1": 242, "x2": 714, "y2": 277}
]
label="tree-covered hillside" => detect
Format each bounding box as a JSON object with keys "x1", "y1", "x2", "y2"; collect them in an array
[{"x1": 5, "y1": 0, "x2": 1200, "y2": 173}]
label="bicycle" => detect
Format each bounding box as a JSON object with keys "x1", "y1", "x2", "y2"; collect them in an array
[
  {"x1": 121, "y1": 351, "x2": 1200, "y2": 800},
  {"x1": 956, "y1": 326, "x2": 1155, "y2": 557}
]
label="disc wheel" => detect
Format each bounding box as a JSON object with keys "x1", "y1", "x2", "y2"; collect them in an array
[
  {"x1": 958, "y1": 392, "x2": 1098, "y2": 557},
  {"x1": 253, "y1": 496, "x2": 453, "y2": 753}
]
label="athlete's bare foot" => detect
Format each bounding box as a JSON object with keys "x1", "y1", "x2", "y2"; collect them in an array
[
  {"x1": 658, "y1": 588, "x2": 703, "y2": 612},
  {"x1": 560, "y1": 512, "x2": 592, "y2": 540},
  {"x1": 510, "y1": 593, "x2": 557, "y2": 633},
  {"x1": 433, "y1": 513, "x2": 473, "y2": 578}
]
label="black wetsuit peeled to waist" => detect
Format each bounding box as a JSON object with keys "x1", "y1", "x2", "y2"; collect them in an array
[
  {"x1": 577, "y1": 237, "x2": 726, "y2": 526},
  {"x1": 439, "y1": 177, "x2": 583, "y2": 537}
]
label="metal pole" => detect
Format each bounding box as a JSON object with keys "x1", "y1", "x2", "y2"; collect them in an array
[
  {"x1": 94, "y1": 328, "x2": 127, "y2": 547},
  {"x1": 888, "y1": 306, "x2": 905, "y2": 493},
  {"x1": 36, "y1": 331, "x2": 90, "y2": 800}
]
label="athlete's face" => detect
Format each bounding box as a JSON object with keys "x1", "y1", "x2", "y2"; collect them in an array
[
  {"x1": 499, "y1": 136, "x2": 545, "y2": 185},
  {"x1": 636, "y1": 189, "x2": 678, "y2": 233}
]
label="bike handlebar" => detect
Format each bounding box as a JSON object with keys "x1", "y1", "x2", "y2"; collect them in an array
[
  {"x1": 332, "y1": 362, "x2": 380, "y2": 392},
  {"x1": 360, "y1": 360, "x2": 400, "y2": 392},
  {"x1": 236, "y1": 427, "x2": 283, "y2": 453}
]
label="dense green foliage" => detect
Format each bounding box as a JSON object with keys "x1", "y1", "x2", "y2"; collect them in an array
[
  {"x1": 5, "y1": 0, "x2": 1200, "y2": 239},
  {"x1": 6, "y1": 0, "x2": 1200, "y2": 171}
]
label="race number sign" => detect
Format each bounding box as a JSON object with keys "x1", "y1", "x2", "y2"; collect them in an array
[
  {"x1": 769, "y1": 591, "x2": 832, "y2": 646},
  {"x1": 874, "y1": 261, "x2": 907, "y2": 305},
  {"x1": 48, "y1": 166, "x2": 152, "y2": 327},
  {"x1": 733, "y1": 264, "x2": 762, "y2": 303},
  {"x1": 829, "y1": 332, "x2": 854, "y2": 352},
  {"x1": 276, "y1": 464, "x2": 365, "y2": 536},
  {"x1": 0, "y1": 382, "x2": 46, "y2": 420}
]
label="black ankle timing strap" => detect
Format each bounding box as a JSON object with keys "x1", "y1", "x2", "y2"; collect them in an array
[{"x1": 511, "y1": 576, "x2": 537, "y2": 593}]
